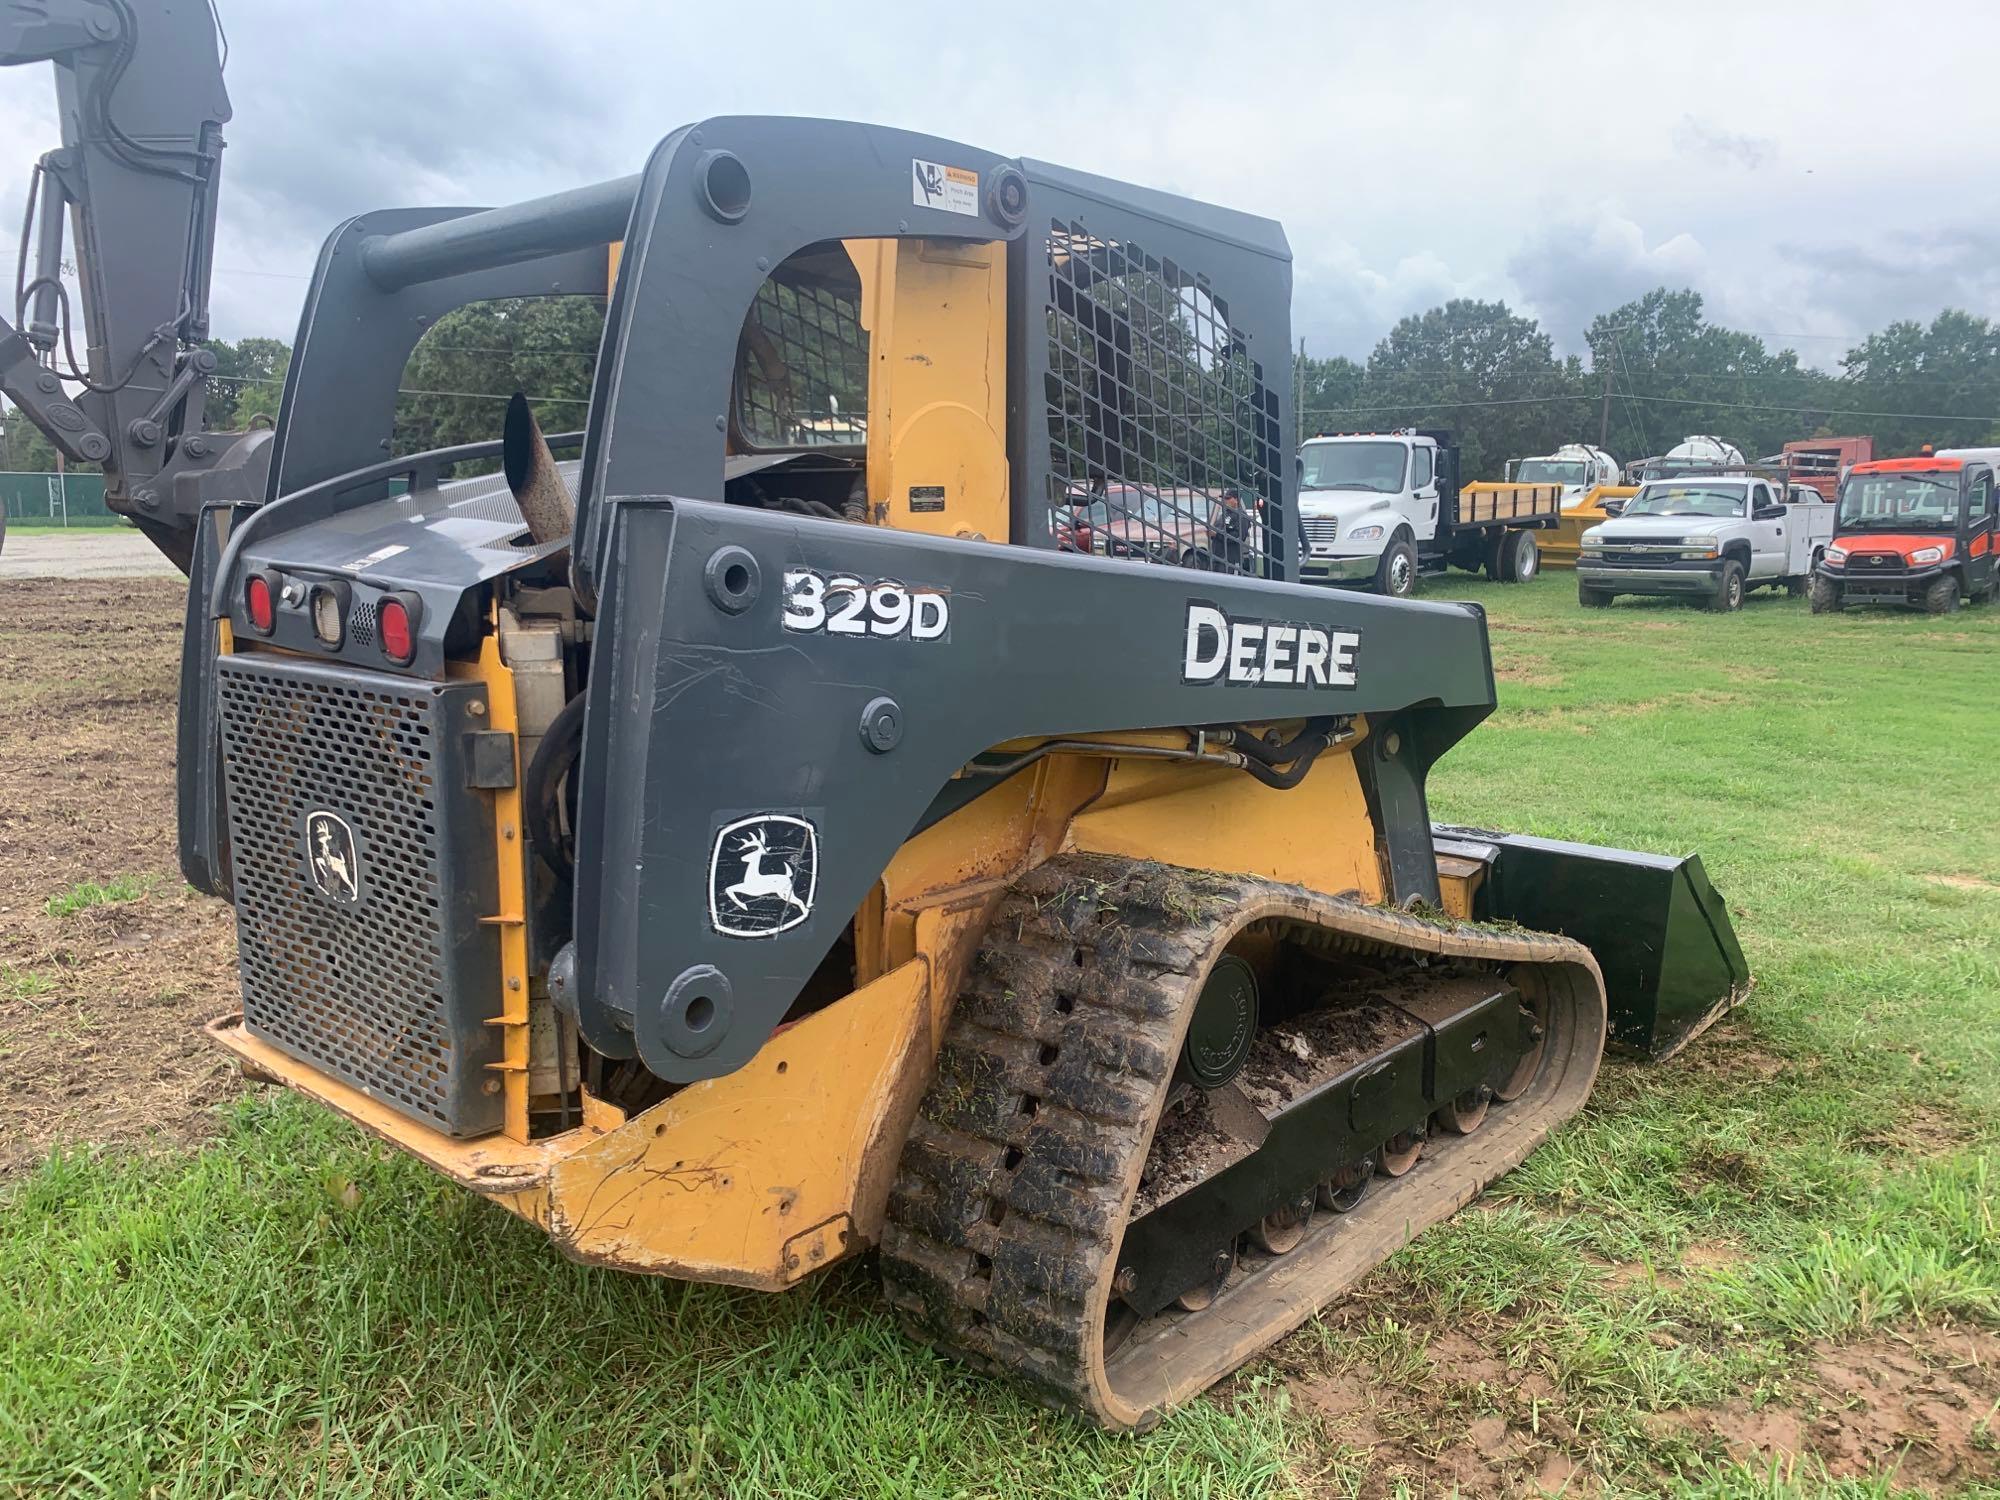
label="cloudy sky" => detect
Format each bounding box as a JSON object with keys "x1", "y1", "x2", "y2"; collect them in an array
[{"x1": 2, "y1": 0, "x2": 1993, "y2": 370}]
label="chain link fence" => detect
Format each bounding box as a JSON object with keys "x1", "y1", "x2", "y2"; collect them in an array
[{"x1": 0, "y1": 471, "x2": 119, "y2": 527}]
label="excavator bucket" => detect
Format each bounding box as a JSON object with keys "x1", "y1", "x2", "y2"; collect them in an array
[{"x1": 1433, "y1": 826, "x2": 1750, "y2": 1059}]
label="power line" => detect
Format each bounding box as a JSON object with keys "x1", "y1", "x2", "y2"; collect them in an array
[{"x1": 209, "y1": 371, "x2": 589, "y2": 405}]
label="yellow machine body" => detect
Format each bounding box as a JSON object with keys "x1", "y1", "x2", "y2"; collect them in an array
[
  {"x1": 212, "y1": 733, "x2": 1388, "y2": 1289},
  {"x1": 1536, "y1": 484, "x2": 1638, "y2": 567},
  {"x1": 206, "y1": 232, "x2": 1398, "y2": 1288}
]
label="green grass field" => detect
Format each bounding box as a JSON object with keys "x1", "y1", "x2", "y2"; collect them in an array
[{"x1": 3, "y1": 574, "x2": 1996, "y2": 1497}]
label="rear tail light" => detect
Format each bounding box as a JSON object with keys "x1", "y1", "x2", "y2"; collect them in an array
[
  {"x1": 378, "y1": 591, "x2": 420, "y2": 665},
  {"x1": 244, "y1": 571, "x2": 277, "y2": 634}
]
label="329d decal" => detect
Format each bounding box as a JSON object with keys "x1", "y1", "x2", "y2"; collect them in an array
[
  {"x1": 783, "y1": 569, "x2": 949, "y2": 641},
  {"x1": 1183, "y1": 601, "x2": 1360, "y2": 689}
]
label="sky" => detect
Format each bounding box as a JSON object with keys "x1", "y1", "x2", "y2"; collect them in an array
[{"x1": 1, "y1": 0, "x2": 1993, "y2": 373}]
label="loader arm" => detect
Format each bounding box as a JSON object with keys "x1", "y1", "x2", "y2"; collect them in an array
[{"x1": 0, "y1": 0, "x2": 242, "y2": 570}]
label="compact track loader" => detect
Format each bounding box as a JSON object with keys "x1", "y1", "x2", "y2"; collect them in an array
[{"x1": 0, "y1": 3, "x2": 1749, "y2": 1430}]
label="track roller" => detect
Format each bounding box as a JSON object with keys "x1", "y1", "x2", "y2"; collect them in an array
[
  {"x1": 1434, "y1": 1085, "x2": 1493, "y2": 1135},
  {"x1": 1378, "y1": 1125, "x2": 1426, "y2": 1177},
  {"x1": 1318, "y1": 1156, "x2": 1374, "y2": 1213},
  {"x1": 1249, "y1": 1192, "x2": 1316, "y2": 1255}
]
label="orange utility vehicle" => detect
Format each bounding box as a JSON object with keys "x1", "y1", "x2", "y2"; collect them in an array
[{"x1": 1811, "y1": 451, "x2": 1999, "y2": 613}]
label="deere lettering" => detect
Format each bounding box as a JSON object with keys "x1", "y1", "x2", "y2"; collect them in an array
[{"x1": 1182, "y1": 601, "x2": 1360, "y2": 688}]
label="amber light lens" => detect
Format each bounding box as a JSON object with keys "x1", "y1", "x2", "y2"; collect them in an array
[
  {"x1": 244, "y1": 574, "x2": 275, "y2": 634},
  {"x1": 378, "y1": 595, "x2": 416, "y2": 664}
]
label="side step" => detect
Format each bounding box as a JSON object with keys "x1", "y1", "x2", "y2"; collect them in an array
[{"x1": 1432, "y1": 825, "x2": 1751, "y2": 1060}]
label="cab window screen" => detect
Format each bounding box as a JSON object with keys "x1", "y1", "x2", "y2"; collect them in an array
[{"x1": 734, "y1": 244, "x2": 869, "y2": 449}]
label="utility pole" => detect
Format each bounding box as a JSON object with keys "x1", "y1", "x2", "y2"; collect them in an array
[
  {"x1": 1597, "y1": 339, "x2": 1615, "y2": 450},
  {"x1": 1294, "y1": 337, "x2": 1306, "y2": 441}
]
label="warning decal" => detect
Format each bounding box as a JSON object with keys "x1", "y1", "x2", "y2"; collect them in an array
[{"x1": 912, "y1": 159, "x2": 980, "y2": 217}]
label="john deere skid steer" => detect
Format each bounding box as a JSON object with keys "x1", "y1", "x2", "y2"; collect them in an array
[{"x1": 0, "y1": 3, "x2": 1748, "y2": 1430}]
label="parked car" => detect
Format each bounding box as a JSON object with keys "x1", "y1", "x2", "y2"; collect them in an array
[
  {"x1": 1097, "y1": 484, "x2": 1214, "y2": 564},
  {"x1": 1051, "y1": 494, "x2": 1109, "y2": 553}
]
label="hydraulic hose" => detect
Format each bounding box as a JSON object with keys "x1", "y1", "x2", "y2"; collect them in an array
[{"x1": 524, "y1": 692, "x2": 587, "y2": 880}]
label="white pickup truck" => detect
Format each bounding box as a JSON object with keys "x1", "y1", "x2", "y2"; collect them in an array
[{"x1": 1575, "y1": 472, "x2": 1835, "y2": 611}]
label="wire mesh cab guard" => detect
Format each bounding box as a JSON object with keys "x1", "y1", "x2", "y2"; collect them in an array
[{"x1": 1011, "y1": 161, "x2": 1294, "y2": 581}]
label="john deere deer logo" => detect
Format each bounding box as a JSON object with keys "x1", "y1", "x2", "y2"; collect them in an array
[
  {"x1": 304, "y1": 810, "x2": 361, "y2": 904},
  {"x1": 707, "y1": 814, "x2": 817, "y2": 938}
]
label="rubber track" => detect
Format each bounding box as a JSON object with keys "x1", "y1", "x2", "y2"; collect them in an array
[{"x1": 879, "y1": 852, "x2": 1602, "y2": 1431}]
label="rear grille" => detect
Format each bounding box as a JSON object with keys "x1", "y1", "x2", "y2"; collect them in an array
[{"x1": 216, "y1": 653, "x2": 503, "y2": 1135}]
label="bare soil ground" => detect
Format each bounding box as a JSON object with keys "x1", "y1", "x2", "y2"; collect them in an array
[
  {"x1": 1281, "y1": 1294, "x2": 2000, "y2": 1497},
  {"x1": 0, "y1": 578, "x2": 240, "y2": 1176}
]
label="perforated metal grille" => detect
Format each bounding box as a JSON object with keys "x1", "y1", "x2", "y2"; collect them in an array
[
  {"x1": 349, "y1": 600, "x2": 376, "y2": 649},
  {"x1": 216, "y1": 655, "x2": 483, "y2": 1132},
  {"x1": 734, "y1": 244, "x2": 869, "y2": 449},
  {"x1": 1043, "y1": 221, "x2": 1283, "y2": 577}
]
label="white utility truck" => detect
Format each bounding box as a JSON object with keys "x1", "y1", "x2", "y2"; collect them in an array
[
  {"x1": 1576, "y1": 465, "x2": 1835, "y2": 611},
  {"x1": 1296, "y1": 429, "x2": 1562, "y2": 596}
]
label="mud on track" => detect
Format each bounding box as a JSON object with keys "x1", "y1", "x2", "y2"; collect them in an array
[{"x1": 0, "y1": 579, "x2": 240, "y2": 1177}]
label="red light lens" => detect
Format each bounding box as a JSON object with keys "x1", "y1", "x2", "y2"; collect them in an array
[
  {"x1": 378, "y1": 597, "x2": 415, "y2": 664},
  {"x1": 244, "y1": 574, "x2": 275, "y2": 633}
]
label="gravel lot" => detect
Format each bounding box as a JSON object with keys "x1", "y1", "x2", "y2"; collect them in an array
[{"x1": 0, "y1": 528, "x2": 183, "y2": 581}]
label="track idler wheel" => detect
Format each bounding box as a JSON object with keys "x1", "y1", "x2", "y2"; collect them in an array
[
  {"x1": 1318, "y1": 1155, "x2": 1375, "y2": 1213},
  {"x1": 1177, "y1": 954, "x2": 1258, "y2": 1089},
  {"x1": 1378, "y1": 1124, "x2": 1426, "y2": 1177},
  {"x1": 1495, "y1": 998, "x2": 1549, "y2": 1102},
  {"x1": 1434, "y1": 1084, "x2": 1493, "y2": 1135},
  {"x1": 1249, "y1": 1191, "x2": 1316, "y2": 1255}
]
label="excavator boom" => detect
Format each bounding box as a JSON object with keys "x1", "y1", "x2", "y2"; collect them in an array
[{"x1": 0, "y1": 0, "x2": 239, "y2": 568}]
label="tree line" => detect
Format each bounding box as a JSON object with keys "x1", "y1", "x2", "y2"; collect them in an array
[
  {"x1": 3, "y1": 288, "x2": 1995, "y2": 487},
  {"x1": 1301, "y1": 290, "x2": 2000, "y2": 481}
]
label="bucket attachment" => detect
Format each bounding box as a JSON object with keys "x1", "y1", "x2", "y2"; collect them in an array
[{"x1": 1432, "y1": 825, "x2": 1750, "y2": 1060}]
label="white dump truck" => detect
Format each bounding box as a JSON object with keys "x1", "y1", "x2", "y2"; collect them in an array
[{"x1": 1296, "y1": 429, "x2": 1563, "y2": 596}]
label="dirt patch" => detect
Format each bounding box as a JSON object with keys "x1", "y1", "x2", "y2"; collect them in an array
[
  {"x1": 1280, "y1": 1281, "x2": 1998, "y2": 1496},
  {"x1": 1280, "y1": 1302, "x2": 1600, "y2": 1498},
  {"x1": 1680, "y1": 1241, "x2": 1749, "y2": 1273},
  {"x1": 1804, "y1": 1328, "x2": 2000, "y2": 1492},
  {"x1": 1924, "y1": 873, "x2": 1999, "y2": 892},
  {"x1": 0, "y1": 579, "x2": 242, "y2": 1178},
  {"x1": 1674, "y1": 1326, "x2": 2000, "y2": 1495},
  {"x1": 1495, "y1": 668, "x2": 1566, "y2": 689}
]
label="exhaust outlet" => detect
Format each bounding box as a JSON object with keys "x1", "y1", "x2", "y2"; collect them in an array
[{"x1": 503, "y1": 393, "x2": 575, "y2": 546}]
